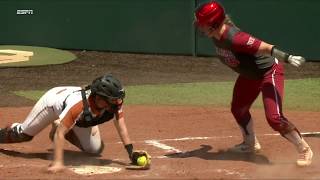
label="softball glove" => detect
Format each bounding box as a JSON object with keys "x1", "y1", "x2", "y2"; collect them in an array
[{"x1": 126, "y1": 150, "x2": 151, "y2": 170}]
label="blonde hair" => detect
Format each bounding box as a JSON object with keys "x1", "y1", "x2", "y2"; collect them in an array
[{"x1": 224, "y1": 14, "x2": 236, "y2": 27}]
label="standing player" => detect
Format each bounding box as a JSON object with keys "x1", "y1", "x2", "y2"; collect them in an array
[
  {"x1": 194, "y1": 1, "x2": 312, "y2": 166},
  {"x1": 0, "y1": 73, "x2": 150, "y2": 172}
]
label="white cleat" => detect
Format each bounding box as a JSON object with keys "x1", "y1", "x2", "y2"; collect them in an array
[
  {"x1": 228, "y1": 141, "x2": 261, "y2": 153},
  {"x1": 296, "y1": 147, "x2": 313, "y2": 167}
]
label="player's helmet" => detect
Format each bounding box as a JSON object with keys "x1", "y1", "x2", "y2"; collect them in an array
[
  {"x1": 194, "y1": 1, "x2": 225, "y2": 29},
  {"x1": 90, "y1": 74, "x2": 125, "y2": 101}
]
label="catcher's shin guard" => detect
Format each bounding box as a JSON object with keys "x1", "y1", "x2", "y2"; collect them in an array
[{"x1": 0, "y1": 124, "x2": 33, "y2": 143}]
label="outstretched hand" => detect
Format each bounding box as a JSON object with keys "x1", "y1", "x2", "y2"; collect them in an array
[
  {"x1": 47, "y1": 162, "x2": 65, "y2": 173},
  {"x1": 287, "y1": 55, "x2": 306, "y2": 67}
]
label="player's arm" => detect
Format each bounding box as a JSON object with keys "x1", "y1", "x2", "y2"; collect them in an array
[
  {"x1": 114, "y1": 116, "x2": 131, "y2": 146},
  {"x1": 48, "y1": 101, "x2": 81, "y2": 173},
  {"x1": 113, "y1": 107, "x2": 136, "y2": 162},
  {"x1": 48, "y1": 122, "x2": 70, "y2": 173},
  {"x1": 231, "y1": 29, "x2": 305, "y2": 67},
  {"x1": 113, "y1": 107, "x2": 151, "y2": 169},
  {"x1": 255, "y1": 41, "x2": 273, "y2": 56},
  {"x1": 257, "y1": 41, "x2": 306, "y2": 67},
  {"x1": 113, "y1": 112, "x2": 133, "y2": 160}
]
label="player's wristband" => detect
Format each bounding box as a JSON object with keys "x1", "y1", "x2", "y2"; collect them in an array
[
  {"x1": 125, "y1": 144, "x2": 133, "y2": 158},
  {"x1": 271, "y1": 46, "x2": 290, "y2": 62}
]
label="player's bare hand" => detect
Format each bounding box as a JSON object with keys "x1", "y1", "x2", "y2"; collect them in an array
[
  {"x1": 287, "y1": 55, "x2": 306, "y2": 67},
  {"x1": 47, "y1": 162, "x2": 65, "y2": 173}
]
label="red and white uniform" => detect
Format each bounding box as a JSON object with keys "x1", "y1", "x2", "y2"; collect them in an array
[{"x1": 213, "y1": 25, "x2": 291, "y2": 132}]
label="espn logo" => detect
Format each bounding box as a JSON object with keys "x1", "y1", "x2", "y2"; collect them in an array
[{"x1": 16, "y1": 10, "x2": 34, "y2": 15}]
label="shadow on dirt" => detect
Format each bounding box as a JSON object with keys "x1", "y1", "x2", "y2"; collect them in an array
[
  {"x1": 301, "y1": 133, "x2": 320, "y2": 138},
  {"x1": 165, "y1": 144, "x2": 271, "y2": 165},
  {"x1": 0, "y1": 148, "x2": 126, "y2": 166}
]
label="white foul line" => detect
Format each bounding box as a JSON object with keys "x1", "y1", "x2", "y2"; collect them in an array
[
  {"x1": 142, "y1": 131, "x2": 320, "y2": 155},
  {"x1": 145, "y1": 140, "x2": 182, "y2": 153},
  {"x1": 112, "y1": 131, "x2": 320, "y2": 145},
  {"x1": 111, "y1": 131, "x2": 320, "y2": 162},
  {"x1": 215, "y1": 169, "x2": 246, "y2": 178},
  {"x1": 112, "y1": 132, "x2": 319, "y2": 178},
  {"x1": 144, "y1": 131, "x2": 320, "y2": 143}
]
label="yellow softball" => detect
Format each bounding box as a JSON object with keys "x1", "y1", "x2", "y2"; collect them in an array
[{"x1": 137, "y1": 156, "x2": 147, "y2": 166}]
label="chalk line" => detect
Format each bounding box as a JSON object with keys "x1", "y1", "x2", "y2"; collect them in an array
[
  {"x1": 145, "y1": 140, "x2": 182, "y2": 153},
  {"x1": 110, "y1": 131, "x2": 319, "y2": 145}
]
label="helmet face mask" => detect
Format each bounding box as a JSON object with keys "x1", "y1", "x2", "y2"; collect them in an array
[
  {"x1": 95, "y1": 95, "x2": 123, "y2": 107},
  {"x1": 107, "y1": 97, "x2": 123, "y2": 105},
  {"x1": 99, "y1": 94, "x2": 124, "y2": 105},
  {"x1": 90, "y1": 74, "x2": 125, "y2": 105}
]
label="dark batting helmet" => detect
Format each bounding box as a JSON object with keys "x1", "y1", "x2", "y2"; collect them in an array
[
  {"x1": 194, "y1": 1, "x2": 225, "y2": 29},
  {"x1": 90, "y1": 74, "x2": 125, "y2": 101}
]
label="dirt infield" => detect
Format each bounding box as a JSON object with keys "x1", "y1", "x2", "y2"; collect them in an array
[
  {"x1": 0, "y1": 51, "x2": 320, "y2": 179},
  {"x1": 0, "y1": 106, "x2": 319, "y2": 179}
]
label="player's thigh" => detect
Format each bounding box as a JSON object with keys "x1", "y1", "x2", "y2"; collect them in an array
[
  {"x1": 232, "y1": 75, "x2": 261, "y2": 109},
  {"x1": 21, "y1": 94, "x2": 59, "y2": 136},
  {"x1": 72, "y1": 125, "x2": 102, "y2": 153}
]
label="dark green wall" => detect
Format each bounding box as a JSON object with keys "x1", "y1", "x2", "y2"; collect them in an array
[
  {"x1": 196, "y1": 0, "x2": 320, "y2": 60},
  {"x1": 1, "y1": 0, "x2": 319, "y2": 60},
  {"x1": 0, "y1": 0, "x2": 195, "y2": 54}
]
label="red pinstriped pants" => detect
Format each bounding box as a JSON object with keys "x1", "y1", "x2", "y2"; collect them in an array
[{"x1": 231, "y1": 62, "x2": 291, "y2": 132}]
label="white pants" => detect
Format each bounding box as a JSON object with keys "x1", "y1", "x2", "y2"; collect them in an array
[{"x1": 18, "y1": 88, "x2": 102, "y2": 153}]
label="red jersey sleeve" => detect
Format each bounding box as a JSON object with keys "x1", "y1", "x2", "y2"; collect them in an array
[{"x1": 231, "y1": 31, "x2": 262, "y2": 55}]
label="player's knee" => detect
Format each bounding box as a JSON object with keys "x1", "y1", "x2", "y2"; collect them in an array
[
  {"x1": 95, "y1": 140, "x2": 105, "y2": 155},
  {"x1": 83, "y1": 140, "x2": 105, "y2": 155}
]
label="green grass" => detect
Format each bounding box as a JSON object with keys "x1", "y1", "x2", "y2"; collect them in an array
[
  {"x1": 13, "y1": 78, "x2": 320, "y2": 111},
  {"x1": 0, "y1": 45, "x2": 76, "y2": 67},
  {"x1": 125, "y1": 81, "x2": 234, "y2": 106},
  {"x1": 14, "y1": 90, "x2": 45, "y2": 101}
]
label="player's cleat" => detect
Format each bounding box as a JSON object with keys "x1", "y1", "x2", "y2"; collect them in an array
[
  {"x1": 296, "y1": 147, "x2": 313, "y2": 167},
  {"x1": 284, "y1": 130, "x2": 313, "y2": 167},
  {"x1": 231, "y1": 118, "x2": 261, "y2": 153},
  {"x1": 228, "y1": 140, "x2": 261, "y2": 153},
  {"x1": 0, "y1": 123, "x2": 33, "y2": 143}
]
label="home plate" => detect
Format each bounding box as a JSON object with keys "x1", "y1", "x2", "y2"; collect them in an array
[{"x1": 69, "y1": 165, "x2": 122, "y2": 175}]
